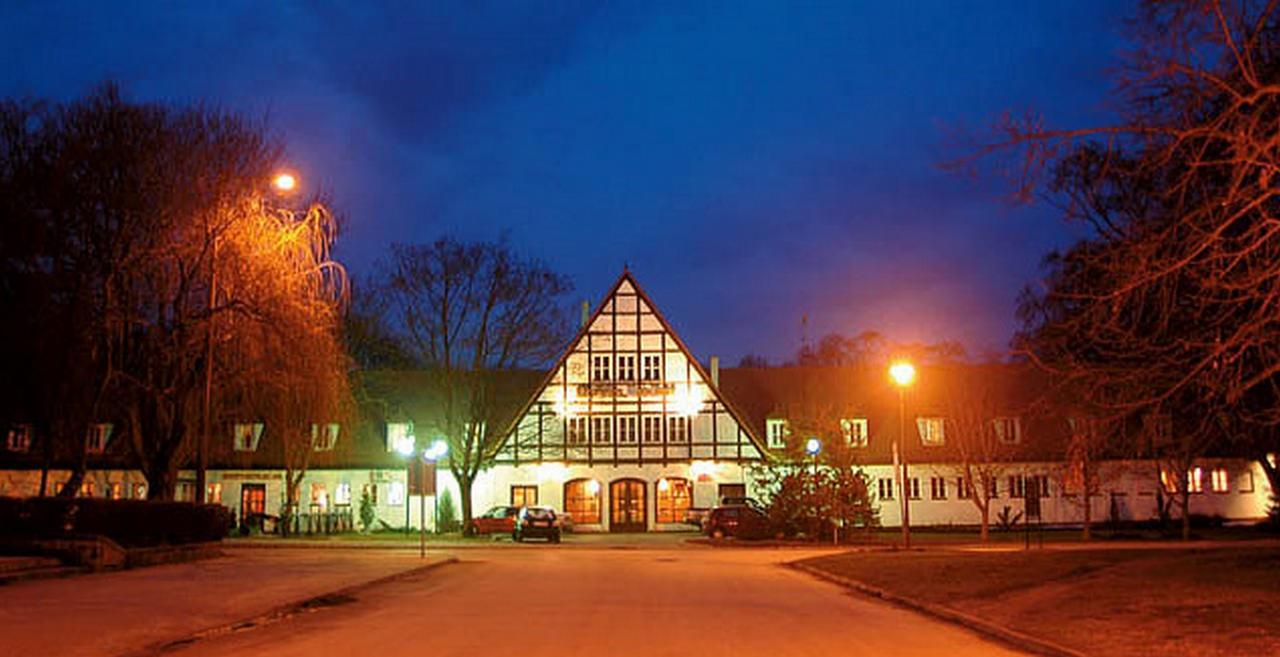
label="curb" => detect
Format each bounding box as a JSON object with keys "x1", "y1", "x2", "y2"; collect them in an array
[
  {"x1": 788, "y1": 561, "x2": 1089, "y2": 657},
  {"x1": 119, "y1": 556, "x2": 459, "y2": 657}
]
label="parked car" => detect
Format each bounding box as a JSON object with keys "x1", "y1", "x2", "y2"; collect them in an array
[
  {"x1": 468, "y1": 505, "x2": 520, "y2": 535},
  {"x1": 513, "y1": 506, "x2": 562, "y2": 543},
  {"x1": 683, "y1": 508, "x2": 711, "y2": 528},
  {"x1": 703, "y1": 504, "x2": 772, "y2": 540},
  {"x1": 719, "y1": 496, "x2": 767, "y2": 514}
]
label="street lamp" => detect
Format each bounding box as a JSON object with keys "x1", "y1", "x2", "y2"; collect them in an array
[
  {"x1": 272, "y1": 172, "x2": 297, "y2": 193},
  {"x1": 889, "y1": 360, "x2": 916, "y2": 549}
]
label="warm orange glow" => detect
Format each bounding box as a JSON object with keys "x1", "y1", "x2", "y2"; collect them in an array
[
  {"x1": 889, "y1": 361, "x2": 916, "y2": 387},
  {"x1": 272, "y1": 172, "x2": 297, "y2": 192}
]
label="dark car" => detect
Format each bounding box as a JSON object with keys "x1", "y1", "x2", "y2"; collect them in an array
[
  {"x1": 719, "y1": 496, "x2": 767, "y2": 514},
  {"x1": 513, "y1": 506, "x2": 562, "y2": 543},
  {"x1": 468, "y1": 505, "x2": 520, "y2": 535},
  {"x1": 703, "y1": 504, "x2": 772, "y2": 540}
]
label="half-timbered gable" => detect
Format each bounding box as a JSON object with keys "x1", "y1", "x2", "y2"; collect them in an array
[{"x1": 496, "y1": 271, "x2": 764, "y2": 466}]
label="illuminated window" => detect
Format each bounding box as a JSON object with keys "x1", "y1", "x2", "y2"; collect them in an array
[
  {"x1": 205, "y1": 482, "x2": 222, "y2": 504},
  {"x1": 655, "y1": 478, "x2": 692, "y2": 523},
  {"x1": 6, "y1": 425, "x2": 32, "y2": 452},
  {"x1": 311, "y1": 483, "x2": 328, "y2": 509},
  {"x1": 956, "y1": 477, "x2": 972, "y2": 499},
  {"x1": 592, "y1": 355, "x2": 611, "y2": 381},
  {"x1": 235, "y1": 423, "x2": 265, "y2": 452},
  {"x1": 591, "y1": 416, "x2": 612, "y2": 444},
  {"x1": 1160, "y1": 468, "x2": 1179, "y2": 494},
  {"x1": 79, "y1": 479, "x2": 95, "y2": 497},
  {"x1": 766, "y1": 419, "x2": 789, "y2": 449},
  {"x1": 566, "y1": 417, "x2": 588, "y2": 446},
  {"x1": 916, "y1": 417, "x2": 945, "y2": 446},
  {"x1": 1210, "y1": 468, "x2": 1229, "y2": 494},
  {"x1": 667, "y1": 416, "x2": 690, "y2": 443},
  {"x1": 642, "y1": 355, "x2": 661, "y2": 381},
  {"x1": 133, "y1": 483, "x2": 147, "y2": 499},
  {"x1": 907, "y1": 477, "x2": 921, "y2": 500},
  {"x1": 511, "y1": 485, "x2": 538, "y2": 507},
  {"x1": 86, "y1": 423, "x2": 113, "y2": 454},
  {"x1": 1187, "y1": 467, "x2": 1204, "y2": 494},
  {"x1": 388, "y1": 481, "x2": 405, "y2": 505},
  {"x1": 110, "y1": 482, "x2": 123, "y2": 500},
  {"x1": 641, "y1": 416, "x2": 663, "y2": 443},
  {"x1": 335, "y1": 483, "x2": 352, "y2": 505},
  {"x1": 311, "y1": 423, "x2": 340, "y2": 451},
  {"x1": 929, "y1": 477, "x2": 947, "y2": 500},
  {"x1": 617, "y1": 355, "x2": 636, "y2": 381},
  {"x1": 564, "y1": 479, "x2": 601, "y2": 524},
  {"x1": 877, "y1": 478, "x2": 894, "y2": 500},
  {"x1": 1008, "y1": 475, "x2": 1026, "y2": 499},
  {"x1": 617, "y1": 416, "x2": 638, "y2": 443},
  {"x1": 385, "y1": 422, "x2": 412, "y2": 453},
  {"x1": 176, "y1": 481, "x2": 195, "y2": 502},
  {"x1": 1240, "y1": 471, "x2": 1255, "y2": 493},
  {"x1": 841, "y1": 418, "x2": 869, "y2": 447},
  {"x1": 993, "y1": 417, "x2": 1021, "y2": 445}
]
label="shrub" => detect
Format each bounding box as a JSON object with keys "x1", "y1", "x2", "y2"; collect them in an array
[
  {"x1": 0, "y1": 496, "x2": 233, "y2": 547},
  {"x1": 358, "y1": 488, "x2": 377, "y2": 533},
  {"x1": 437, "y1": 488, "x2": 460, "y2": 533}
]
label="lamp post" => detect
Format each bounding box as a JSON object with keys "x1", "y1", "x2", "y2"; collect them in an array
[
  {"x1": 889, "y1": 361, "x2": 916, "y2": 549},
  {"x1": 395, "y1": 434, "x2": 415, "y2": 538},
  {"x1": 422, "y1": 440, "x2": 449, "y2": 558},
  {"x1": 196, "y1": 171, "x2": 298, "y2": 507}
]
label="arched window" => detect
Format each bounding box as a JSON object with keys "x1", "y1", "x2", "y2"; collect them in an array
[
  {"x1": 564, "y1": 478, "x2": 601, "y2": 524},
  {"x1": 655, "y1": 477, "x2": 692, "y2": 523}
]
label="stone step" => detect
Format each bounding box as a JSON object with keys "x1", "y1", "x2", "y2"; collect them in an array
[
  {"x1": 0, "y1": 556, "x2": 63, "y2": 574},
  {"x1": 0, "y1": 565, "x2": 83, "y2": 585}
]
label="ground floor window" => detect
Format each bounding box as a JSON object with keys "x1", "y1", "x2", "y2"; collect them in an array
[
  {"x1": 655, "y1": 478, "x2": 692, "y2": 523},
  {"x1": 388, "y1": 481, "x2": 405, "y2": 506},
  {"x1": 718, "y1": 483, "x2": 746, "y2": 502},
  {"x1": 335, "y1": 483, "x2": 352, "y2": 505},
  {"x1": 205, "y1": 482, "x2": 222, "y2": 504},
  {"x1": 564, "y1": 478, "x2": 601, "y2": 524},
  {"x1": 878, "y1": 478, "x2": 894, "y2": 500},
  {"x1": 929, "y1": 477, "x2": 946, "y2": 500},
  {"x1": 511, "y1": 484, "x2": 538, "y2": 507},
  {"x1": 906, "y1": 477, "x2": 921, "y2": 500}
]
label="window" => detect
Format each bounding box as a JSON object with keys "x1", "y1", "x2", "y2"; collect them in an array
[
  {"x1": 667, "y1": 416, "x2": 690, "y2": 443},
  {"x1": 642, "y1": 355, "x2": 662, "y2": 381},
  {"x1": 385, "y1": 422, "x2": 412, "y2": 453},
  {"x1": 511, "y1": 485, "x2": 538, "y2": 507},
  {"x1": 566, "y1": 417, "x2": 588, "y2": 446},
  {"x1": 86, "y1": 423, "x2": 112, "y2": 454},
  {"x1": 1160, "y1": 468, "x2": 1179, "y2": 494},
  {"x1": 617, "y1": 355, "x2": 636, "y2": 381},
  {"x1": 656, "y1": 478, "x2": 692, "y2": 523},
  {"x1": 310, "y1": 483, "x2": 328, "y2": 510},
  {"x1": 362, "y1": 483, "x2": 379, "y2": 504},
  {"x1": 986, "y1": 477, "x2": 999, "y2": 499},
  {"x1": 1187, "y1": 467, "x2": 1204, "y2": 494},
  {"x1": 79, "y1": 479, "x2": 95, "y2": 497},
  {"x1": 916, "y1": 417, "x2": 945, "y2": 446},
  {"x1": 591, "y1": 416, "x2": 612, "y2": 444},
  {"x1": 1240, "y1": 470, "x2": 1255, "y2": 493},
  {"x1": 1028, "y1": 475, "x2": 1050, "y2": 498},
  {"x1": 564, "y1": 479, "x2": 601, "y2": 524},
  {"x1": 641, "y1": 416, "x2": 663, "y2": 443},
  {"x1": 617, "y1": 416, "x2": 638, "y2": 443},
  {"x1": 906, "y1": 477, "x2": 921, "y2": 500},
  {"x1": 592, "y1": 355, "x2": 611, "y2": 381},
  {"x1": 878, "y1": 478, "x2": 894, "y2": 500},
  {"x1": 176, "y1": 481, "x2": 195, "y2": 502},
  {"x1": 312, "y1": 423, "x2": 340, "y2": 451},
  {"x1": 766, "y1": 419, "x2": 789, "y2": 449},
  {"x1": 6, "y1": 424, "x2": 32, "y2": 452},
  {"x1": 110, "y1": 482, "x2": 124, "y2": 500},
  {"x1": 388, "y1": 481, "x2": 405, "y2": 505},
  {"x1": 1008, "y1": 475, "x2": 1026, "y2": 499},
  {"x1": 235, "y1": 423, "x2": 264, "y2": 452},
  {"x1": 841, "y1": 418, "x2": 869, "y2": 447},
  {"x1": 956, "y1": 477, "x2": 972, "y2": 499},
  {"x1": 1210, "y1": 468, "x2": 1229, "y2": 494},
  {"x1": 205, "y1": 482, "x2": 222, "y2": 504},
  {"x1": 993, "y1": 417, "x2": 1022, "y2": 445},
  {"x1": 930, "y1": 477, "x2": 947, "y2": 500},
  {"x1": 133, "y1": 483, "x2": 147, "y2": 499},
  {"x1": 335, "y1": 483, "x2": 352, "y2": 505}
]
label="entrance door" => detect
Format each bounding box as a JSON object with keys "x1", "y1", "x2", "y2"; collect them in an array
[
  {"x1": 609, "y1": 479, "x2": 647, "y2": 532},
  {"x1": 240, "y1": 483, "x2": 266, "y2": 522}
]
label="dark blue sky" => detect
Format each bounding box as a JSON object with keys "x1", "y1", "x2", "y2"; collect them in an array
[{"x1": 1, "y1": 1, "x2": 1131, "y2": 363}]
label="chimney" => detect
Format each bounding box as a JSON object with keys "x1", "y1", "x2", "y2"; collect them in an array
[
  {"x1": 710, "y1": 356, "x2": 720, "y2": 387},
  {"x1": 580, "y1": 300, "x2": 590, "y2": 329}
]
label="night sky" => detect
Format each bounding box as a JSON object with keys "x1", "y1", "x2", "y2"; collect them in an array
[{"x1": 1, "y1": 2, "x2": 1131, "y2": 363}]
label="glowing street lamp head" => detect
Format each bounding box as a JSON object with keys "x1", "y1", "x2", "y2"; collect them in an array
[
  {"x1": 272, "y1": 172, "x2": 297, "y2": 193},
  {"x1": 394, "y1": 436, "x2": 415, "y2": 457},
  {"x1": 425, "y1": 439, "x2": 449, "y2": 460},
  {"x1": 805, "y1": 437, "x2": 822, "y2": 456},
  {"x1": 889, "y1": 361, "x2": 917, "y2": 388}
]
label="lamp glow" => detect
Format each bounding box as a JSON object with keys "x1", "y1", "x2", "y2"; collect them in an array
[
  {"x1": 889, "y1": 361, "x2": 917, "y2": 387},
  {"x1": 805, "y1": 437, "x2": 821, "y2": 456},
  {"x1": 586, "y1": 479, "x2": 601, "y2": 495},
  {"x1": 394, "y1": 436, "x2": 414, "y2": 457},
  {"x1": 272, "y1": 172, "x2": 297, "y2": 192}
]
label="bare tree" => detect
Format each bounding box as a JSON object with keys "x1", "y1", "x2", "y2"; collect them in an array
[
  {"x1": 935, "y1": 366, "x2": 1017, "y2": 542},
  {"x1": 376, "y1": 238, "x2": 572, "y2": 532}
]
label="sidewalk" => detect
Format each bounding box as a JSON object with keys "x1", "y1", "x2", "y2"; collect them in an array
[
  {"x1": 225, "y1": 530, "x2": 701, "y2": 550},
  {"x1": 0, "y1": 548, "x2": 451, "y2": 657}
]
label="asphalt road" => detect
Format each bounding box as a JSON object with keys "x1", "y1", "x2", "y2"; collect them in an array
[{"x1": 168, "y1": 546, "x2": 1028, "y2": 657}]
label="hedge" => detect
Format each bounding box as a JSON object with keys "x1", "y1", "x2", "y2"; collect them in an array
[{"x1": 0, "y1": 496, "x2": 234, "y2": 547}]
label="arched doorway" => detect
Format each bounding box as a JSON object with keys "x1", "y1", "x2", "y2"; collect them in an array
[{"x1": 609, "y1": 478, "x2": 647, "y2": 532}]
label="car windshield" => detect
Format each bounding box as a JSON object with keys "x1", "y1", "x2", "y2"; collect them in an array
[{"x1": 524, "y1": 507, "x2": 554, "y2": 519}]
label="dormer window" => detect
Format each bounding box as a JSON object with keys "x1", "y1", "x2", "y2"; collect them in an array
[
  {"x1": 312, "y1": 423, "x2": 340, "y2": 451},
  {"x1": 841, "y1": 418, "x2": 869, "y2": 447},
  {"x1": 234, "y1": 423, "x2": 264, "y2": 452},
  {"x1": 86, "y1": 423, "x2": 113, "y2": 454},
  {"x1": 6, "y1": 424, "x2": 32, "y2": 453},
  {"x1": 386, "y1": 422, "x2": 413, "y2": 453},
  {"x1": 993, "y1": 417, "x2": 1022, "y2": 445},
  {"x1": 766, "y1": 418, "x2": 789, "y2": 449},
  {"x1": 916, "y1": 417, "x2": 945, "y2": 446}
]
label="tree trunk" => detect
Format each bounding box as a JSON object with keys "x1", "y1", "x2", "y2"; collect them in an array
[
  {"x1": 1180, "y1": 490, "x2": 1192, "y2": 541},
  {"x1": 1081, "y1": 458, "x2": 1092, "y2": 541},
  {"x1": 458, "y1": 472, "x2": 475, "y2": 536},
  {"x1": 1259, "y1": 456, "x2": 1279, "y2": 520},
  {"x1": 979, "y1": 501, "x2": 990, "y2": 542}
]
